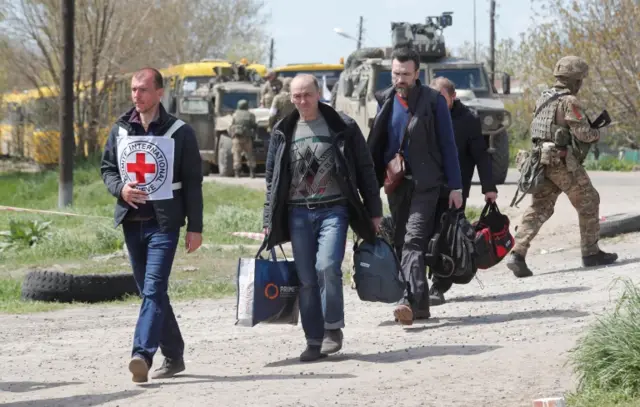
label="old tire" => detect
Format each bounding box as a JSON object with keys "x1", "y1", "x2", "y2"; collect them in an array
[
  {"x1": 217, "y1": 133, "x2": 233, "y2": 177},
  {"x1": 70, "y1": 272, "x2": 139, "y2": 303},
  {"x1": 21, "y1": 269, "x2": 139, "y2": 303},
  {"x1": 21, "y1": 270, "x2": 74, "y2": 303},
  {"x1": 491, "y1": 132, "x2": 509, "y2": 185},
  {"x1": 599, "y1": 213, "x2": 640, "y2": 238}
]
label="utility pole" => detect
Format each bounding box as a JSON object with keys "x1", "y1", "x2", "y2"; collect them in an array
[
  {"x1": 473, "y1": 0, "x2": 477, "y2": 62},
  {"x1": 356, "y1": 16, "x2": 364, "y2": 50},
  {"x1": 268, "y1": 38, "x2": 274, "y2": 68},
  {"x1": 489, "y1": 0, "x2": 496, "y2": 86},
  {"x1": 59, "y1": 0, "x2": 74, "y2": 208}
]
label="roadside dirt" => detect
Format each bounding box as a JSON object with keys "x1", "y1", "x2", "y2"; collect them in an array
[{"x1": 1, "y1": 170, "x2": 640, "y2": 407}]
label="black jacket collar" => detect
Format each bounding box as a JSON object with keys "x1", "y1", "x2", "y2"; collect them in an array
[
  {"x1": 277, "y1": 101, "x2": 347, "y2": 139},
  {"x1": 117, "y1": 103, "x2": 175, "y2": 133}
]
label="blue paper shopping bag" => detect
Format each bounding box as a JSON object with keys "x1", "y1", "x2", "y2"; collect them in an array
[{"x1": 235, "y1": 242, "x2": 300, "y2": 327}]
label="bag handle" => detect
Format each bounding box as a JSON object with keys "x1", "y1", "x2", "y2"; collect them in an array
[{"x1": 255, "y1": 239, "x2": 288, "y2": 262}]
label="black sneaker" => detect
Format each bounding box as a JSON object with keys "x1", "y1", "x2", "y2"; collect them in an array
[
  {"x1": 582, "y1": 250, "x2": 618, "y2": 267},
  {"x1": 507, "y1": 252, "x2": 533, "y2": 278},
  {"x1": 300, "y1": 345, "x2": 327, "y2": 362},
  {"x1": 321, "y1": 329, "x2": 343, "y2": 354},
  {"x1": 151, "y1": 357, "x2": 185, "y2": 379}
]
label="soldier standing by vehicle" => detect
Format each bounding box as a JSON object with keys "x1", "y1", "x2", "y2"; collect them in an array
[
  {"x1": 268, "y1": 77, "x2": 295, "y2": 130},
  {"x1": 260, "y1": 69, "x2": 283, "y2": 108},
  {"x1": 507, "y1": 56, "x2": 618, "y2": 277},
  {"x1": 230, "y1": 99, "x2": 257, "y2": 178}
]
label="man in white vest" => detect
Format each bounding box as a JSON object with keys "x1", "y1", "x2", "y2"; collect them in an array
[{"x1": 100, "y1": 67, "x2": 204, "y2": 383}]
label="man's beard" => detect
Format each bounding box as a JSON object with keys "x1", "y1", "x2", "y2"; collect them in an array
[{"x1": 395, "y1": 82, "x2": 414, "y2": 97}]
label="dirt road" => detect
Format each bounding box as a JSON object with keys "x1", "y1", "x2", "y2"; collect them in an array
[{"x1": 1, "y1": 170, "x2": 640, "y2": 407}]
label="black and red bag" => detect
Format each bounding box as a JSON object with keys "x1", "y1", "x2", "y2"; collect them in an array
[{"x1": 472, "y1": 202, "x2": 515, "y2": 269}]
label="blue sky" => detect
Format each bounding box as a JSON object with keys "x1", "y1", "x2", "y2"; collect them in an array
[{"x1": 264, "y1": 0, "x2": 544, "y2": 67}]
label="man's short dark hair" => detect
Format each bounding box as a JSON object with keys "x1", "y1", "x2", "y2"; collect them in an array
[
  {"x1": 134, "y1": 67, "x2": 164, "y2": 89},
  {"x1": 391, "y1": 47, "x2": 420, "y2": 71}
]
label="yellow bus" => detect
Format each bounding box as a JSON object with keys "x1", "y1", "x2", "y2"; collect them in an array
[
  {"x1": 273, "y1": 62, "x2": 344, "y2": 91},
  {"x1": 0, "y1": 58, "x2": 268, "y2": 167}
]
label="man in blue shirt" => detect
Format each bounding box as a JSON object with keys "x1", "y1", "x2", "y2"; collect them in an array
[{"x1": 368, "y1": 47, "x2": 463, "y2": 325}]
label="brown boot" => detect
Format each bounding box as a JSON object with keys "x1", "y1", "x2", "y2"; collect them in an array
[
  {"x1": 393, "y1": 299, "x2": 414, "y2": 326},
  {"x1": 507, "y1": 252, "x2": 533, "y2": 278}
]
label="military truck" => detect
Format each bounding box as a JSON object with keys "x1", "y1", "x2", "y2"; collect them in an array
[
  {"x1": 163, "y1": 62, "x2": 270, "y2": 177},
  {"x1": 207, "y1": 65, "x2": 270, "y2": 176},
  {"x1": 333, "y1": 12, "x2": 513, "y2": 185}
]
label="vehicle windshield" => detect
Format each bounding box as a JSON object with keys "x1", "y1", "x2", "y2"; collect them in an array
[
  {"x1": 375, "y1": 70, "x2": 426, "y2": 92},
  {"x1": 220, "y1": 92, "x2": 259, "y2": 111},
  {"x1": 179, "y1": 98, "x2": 209, "y2": 115},
  {"x1": 431, "y1": 68, "x2": 487, "y2": 91},
  {"x1": 181, "y1": 76, "x2": 214, "y2": 96}
]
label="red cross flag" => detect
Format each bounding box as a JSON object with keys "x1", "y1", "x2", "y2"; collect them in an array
[{"x1": 117, "y1": 136, "x2": 176, "y2": 201}]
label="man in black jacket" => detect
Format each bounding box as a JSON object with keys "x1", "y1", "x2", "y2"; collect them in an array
[
  {"x1": 368, "y1": 48, "x2": 463, "y2": 326},
  {"x1": 101, "y1": 67, "x2": 204, "y2": 383},
  {"x1": 263, "y1": 74, "x2": 382, "y2": 362},
  {"x1": 428, "y1": 77, "x2": 497, "y2": 305}
]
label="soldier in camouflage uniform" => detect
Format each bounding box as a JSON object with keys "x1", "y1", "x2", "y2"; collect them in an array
[
  {"x1": 268, "y1": 77, "x2": 295, "y2": 130},
  {"x1": 260, "y1": 70, "x2": 283, "y2": 108},
  {"x1": 507, "y1": 56, "x2": 618, "y2": 278},
  {"x1": 230, "y1": 99, "x2": 257, "y2": 178}
]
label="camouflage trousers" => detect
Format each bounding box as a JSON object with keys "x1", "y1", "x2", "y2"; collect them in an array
[
  {"x1": 513, "y1": 161, "x2": 601, "y2": 257},
  {"x1": 232, "y1": 136, "x2": 256, "y2": 171}
]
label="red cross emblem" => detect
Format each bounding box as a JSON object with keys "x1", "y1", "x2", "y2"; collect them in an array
[{"x1": 127, "y1": 152, "x2": 156, "y2": 183}]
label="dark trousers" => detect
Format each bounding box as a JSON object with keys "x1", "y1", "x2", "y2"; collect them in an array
[
  {"x1": 388, "y1": 178, "x2": 441, "y2": 310},
  {"x1": 123, "y1": 218, "x2": 184, "y2": 367}
]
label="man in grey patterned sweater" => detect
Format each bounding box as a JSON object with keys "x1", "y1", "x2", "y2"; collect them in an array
[{"x1": 263, "y1": 74, "x2": 383, "y2": 362}]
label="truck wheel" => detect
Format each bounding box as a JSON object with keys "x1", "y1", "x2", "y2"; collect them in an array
[
  {"x1": 217, "y1": 133, "x2": 234, "y2": 177},
  {"x1": 491, "y1": 132, "x2": 509, "y2": 185}
]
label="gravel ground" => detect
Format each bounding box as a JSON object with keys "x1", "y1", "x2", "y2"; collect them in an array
[{"x1": 1, "y1": 169, "x2": 639, "y2": 407}]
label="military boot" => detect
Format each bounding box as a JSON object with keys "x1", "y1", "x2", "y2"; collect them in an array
[
  {"x1": 507, "y1": 252, "x2": 533, "y2": 278},
  {"x1": 582, "y1": 250, "x2": 618, "y2": 267}
]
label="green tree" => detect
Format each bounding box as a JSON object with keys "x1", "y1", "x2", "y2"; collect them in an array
[{"x1": 518, "y1": 0, "x2": 640, "y2": 148}]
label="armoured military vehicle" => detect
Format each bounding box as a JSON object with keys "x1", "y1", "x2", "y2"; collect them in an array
[
  {"x1": 333, "y1": 12, "x2": 513, "y2": 185},
  {"x1": 165, "y1": 63, "x2": 270, "y2": 177},
  {"x1": 207, "y1": 65, "x2": 270, "y2": 176}
]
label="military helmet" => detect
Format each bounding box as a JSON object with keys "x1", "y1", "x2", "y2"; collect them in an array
[
  {"x1": 237, "y1": 99, "x2": 249, "y2": 110},
  {"x1": 553, "y1": 56, "x2": 589, "y2": 80},
  {"x1": 282, "y1": 77, "x2": 293, "y2": 92}
]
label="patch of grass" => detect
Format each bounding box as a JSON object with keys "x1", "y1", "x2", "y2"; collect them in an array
[
  {"x1": 0, "y1": 164, "x2": 267, "y2": 270},
  {"x1": 567, "y1": 278, "x2": 640, "y2": 406},
  {"x1": 584, "y1": 156, "x2": 635, "y2": 172},
  {"x1": 0, "y1": 245, "x2": 264, "y2": 314}
]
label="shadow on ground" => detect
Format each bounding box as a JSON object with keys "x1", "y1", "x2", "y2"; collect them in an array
[
  {"x1": 138, "y1": 372, "x2": 356, "y2": 389},
  {"x1": 264, "y1": 344, "x2": 500, "y2": 368},
  {"x1": 0, "y1": 390, "x2": 144, "y2": 407},
  {"x1": 541, "y1": 256, "x2": 640, "y2": 276},
  {"x1": 0, "y1": 381, "x2": 82, "y2": 393},
  {"x1": 449, "y1": 286, "x2": 591, "y2": 303}
]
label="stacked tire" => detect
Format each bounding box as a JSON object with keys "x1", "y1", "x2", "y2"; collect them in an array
[{"x1": 21, "y1": 270, "x2": 139, "y2": 304}]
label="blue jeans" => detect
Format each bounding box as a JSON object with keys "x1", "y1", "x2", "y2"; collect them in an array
[
  {"x1": 123, "y1": 219, "x2": 183, "y2": 366},
  {"x1": 288, "y1": 204, "x2": 349, "y2": 346}
]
